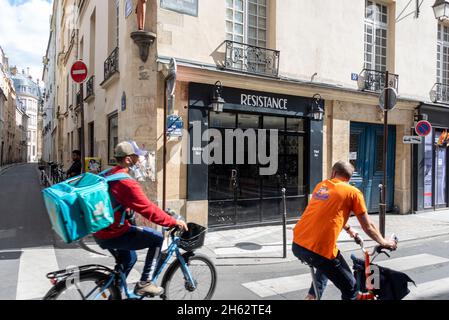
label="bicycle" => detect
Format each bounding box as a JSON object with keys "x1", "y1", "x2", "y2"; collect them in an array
[
  {"x1": 43, "y1": 218, "x2": 217, "y2": 300},
  {"x1": 39, "y1": 164, "x2": 49, "y2": 187},
  {"x1": 304, "y1": 234, "x2": 405, "y2": 300}
]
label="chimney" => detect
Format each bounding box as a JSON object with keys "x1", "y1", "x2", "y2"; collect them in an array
[{"x1": 27, "y1": 67, "x2": 30, "y2": 75}]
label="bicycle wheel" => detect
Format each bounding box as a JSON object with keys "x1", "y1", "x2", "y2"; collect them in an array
[
  {"x1": 43, "y1": 270, "x2": 122, "y2": 300},
  {"x1": 161, "y1": 253, "x2": 217, "y2": 300}
]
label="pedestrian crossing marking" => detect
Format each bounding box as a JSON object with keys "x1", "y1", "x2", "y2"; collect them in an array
[
  {"x1": 16, "y1": 247, "x2": 59, "y2": 300},
  {"x1": 242, "y1": 254, "x2": 449, "y2": 298},
  {"x1": 405, "y1": 277, "x2": 449, "y2": 300},
  {"x1": 242, "y1": 273, "x2": 312, "y2": 298},
  {"x1": 375, "y1": 254, "x2": 449, "y2": 271}
]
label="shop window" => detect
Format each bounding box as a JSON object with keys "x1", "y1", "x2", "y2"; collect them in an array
[
  {"x1": 286, "y1": 118, "x2": 305, "y2": 133},
  {"x1": 424, "y1": 133, "x2": 434, "y2": 209},
  {"x1": 210, "y1": 112, "x2": 236, "y2": 128},
  {"x1": 263, "y1": 116, "x2": 285, "y2": 130},
  {"x1": 237, "y1": 114, "x2": 259, "y2": 129},
  {"x1": 108, "y1": 113, "x2": 118, "y2": 165}
]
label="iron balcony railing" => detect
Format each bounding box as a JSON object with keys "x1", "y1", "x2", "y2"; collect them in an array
[
  {"x1": 358, "y1": 69, "x2": 399, "y2": 92},
  {"x1": 86, "y1": 75, "x2": 94, "y2": 99},
  {"x1": 223, "y1": 40, "x2": 280, "y2": 78},
  {"x1": 430, "y1": 83, "x2": 449, "y2": 104},
  {"x1": 104, "y1": 47, "x2": 119, "y2": 82}
]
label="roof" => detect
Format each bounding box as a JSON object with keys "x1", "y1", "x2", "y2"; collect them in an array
[{"x1": 11, "y1": 72, "x2": 41, "y2": 98}]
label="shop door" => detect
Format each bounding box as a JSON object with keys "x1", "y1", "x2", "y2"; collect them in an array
[
  {"x1": 208, "y1": 113, "x2": 307, "y2": 228},
  {"x1": 350, "y1": 122, "x2": 396, "y2": 213}
]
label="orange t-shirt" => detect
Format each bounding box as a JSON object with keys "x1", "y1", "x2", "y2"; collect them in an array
[{"x1": 293, "y1": 178, "x2": 367, "y2": 260}]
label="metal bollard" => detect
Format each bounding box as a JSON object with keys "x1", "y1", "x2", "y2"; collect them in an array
[{"x1": 281, "y1": 188, "x2": 287, "y2": 259}]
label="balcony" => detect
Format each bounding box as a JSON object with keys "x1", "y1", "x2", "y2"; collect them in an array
[
  {"x1": 101, "y1": 47, "x2": 119, "y2": 87},
  {"x1": 430, "y1": 83, "x2": 449, "y2": 104},
  {"x1": 358, "y1": 69, "x2": 399, "y2": 93},
  {"x1": 222, "y1": 40, "x2": 280, "y2": 78},
  {"x1": 85, "y1": 75, "x2": 95, "y2": 101}
]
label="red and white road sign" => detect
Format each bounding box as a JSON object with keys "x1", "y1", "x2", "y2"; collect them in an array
[
  {"x1": 415, "y1": 120, "x2": 432, "y2": 137},
  {"x1": 70, "y1": 61, "x2": 88, "y2": 83}
]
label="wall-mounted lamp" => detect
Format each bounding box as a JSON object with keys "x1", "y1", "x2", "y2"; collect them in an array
[
  {"x1": 209, "y1": 81, "x2": 226, "y2": 113},
  {"x1": 433, "y1": 0, "x2": 449, "y2": 20},
  {"x1": 309, "y1": 94, "x2": 324, "y2": 121}
]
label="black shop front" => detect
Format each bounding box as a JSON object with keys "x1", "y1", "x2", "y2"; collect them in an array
[
  {"x1": 187, "y1": 83, "x2": 324, "y2": 229},
  {"x1": 414, "y1": 103, "x2": 449, "y2": 212}
]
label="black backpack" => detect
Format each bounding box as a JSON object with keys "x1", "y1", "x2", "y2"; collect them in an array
[{"x1": 352, "y1": 255, "x2": 416, "y2": 300}]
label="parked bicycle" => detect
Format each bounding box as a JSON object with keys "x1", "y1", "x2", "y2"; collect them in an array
[
  {"x1": 43, "y1": 217, "x2": 217, "y2": 300},
  {"x1": 39, "y1": 164, "x2": 49, "y2": 187}
]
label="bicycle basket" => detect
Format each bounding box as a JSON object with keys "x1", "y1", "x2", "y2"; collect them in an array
[{"x1": 178, "y1": 223, "x2": 207, "y2": 251}]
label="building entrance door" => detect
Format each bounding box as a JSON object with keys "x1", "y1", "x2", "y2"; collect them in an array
[
  {"x1": 208, "y1": 112, "x2": 307, "y2": 228},
  {"x1": 350, "y1": 122, "x2": 396, "y2": 213}
]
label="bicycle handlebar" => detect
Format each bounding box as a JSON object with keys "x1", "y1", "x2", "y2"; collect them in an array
[{"x1": 354, "y1": 233, "x2": 398, "y2": 256}]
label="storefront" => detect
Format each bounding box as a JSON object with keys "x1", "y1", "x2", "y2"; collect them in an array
[
  {"x1": 186, "y1": 83, "x2": 324, "y2": 229},
  {"x1": 414, "y1": 103, "x2": 449, "y2": 212}
]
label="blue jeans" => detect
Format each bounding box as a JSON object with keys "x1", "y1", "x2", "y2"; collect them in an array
[
  {"x1": 292, "y1": 242, "x2": 357, "y2": 300},
  {"x1": 95, "y1": 226, "x2": 164, "y2": 282}
]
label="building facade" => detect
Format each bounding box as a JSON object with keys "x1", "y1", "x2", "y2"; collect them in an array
[
  {"x1": 42, "y1": 0, "x2": 59, "y2": 163},
  {"x1": 0, "y1": 47, "x2": 27, "y2": 165},
  {"x1": 11, "y1": 68, "x2": 42, "y2": 163},
  {"x1": 45, "y1": 0, "x2": 449, "y2": 229}
]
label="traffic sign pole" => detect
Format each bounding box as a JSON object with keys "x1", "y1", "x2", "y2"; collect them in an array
[
  {"x1": 70, "y1": 61, "x2": 88, "y2": 174},
  {"x1": 380, "y1": 71, "x2": 389, "y2": 238},
  {"x1": 80, "y1": 82, "x2": 85, "y2": 173}
]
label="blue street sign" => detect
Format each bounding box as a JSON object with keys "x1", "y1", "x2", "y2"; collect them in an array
[
  {"x1": 167, "y1": 115, "x2": 184, "y2": 137},
  {"x1": 351, "y1": 73, "x2": 359, "y2": 81}
]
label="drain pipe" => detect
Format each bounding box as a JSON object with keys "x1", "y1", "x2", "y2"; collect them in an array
[{"x1": 162, "y1": 58, "x2": 177, "y2": 211}]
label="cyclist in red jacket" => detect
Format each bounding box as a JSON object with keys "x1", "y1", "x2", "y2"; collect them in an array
[{"x1": 94, "y1": 141, "x2": 188, "y2": 297}]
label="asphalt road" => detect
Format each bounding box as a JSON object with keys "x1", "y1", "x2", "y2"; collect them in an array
[{"x1": 1, "y1": 164, "x2": 449, "y2": 300}]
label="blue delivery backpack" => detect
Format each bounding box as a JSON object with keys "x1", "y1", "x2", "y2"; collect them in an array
[{"x1": 42, "y1": 169, "x2": 131, "y2": 244}]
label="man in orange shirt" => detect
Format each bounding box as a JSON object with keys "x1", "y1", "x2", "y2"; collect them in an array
[{"x1": 292, "y1": 161, "x2": 397, "y2": 300}]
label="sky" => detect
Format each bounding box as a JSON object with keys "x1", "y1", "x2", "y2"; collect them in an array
[{"x1": 0, "y1": 0, "x2": 53, "y2": 84}]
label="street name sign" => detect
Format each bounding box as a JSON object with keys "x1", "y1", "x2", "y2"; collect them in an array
[
  {"x1": 70, "y1": 61, "x2": 88, "y2": 84},
  {"x1": 403, "y1": 136, "x2": 423, "y2": 144}
]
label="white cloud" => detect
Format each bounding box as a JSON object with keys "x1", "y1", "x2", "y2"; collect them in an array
[{"x1": 0, "y1": 0, "x2": 52, "y2": 83}]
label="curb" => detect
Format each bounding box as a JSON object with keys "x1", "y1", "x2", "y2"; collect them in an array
[{"x1": 208, "y1": 230, "x2": 449, "y2": 266}]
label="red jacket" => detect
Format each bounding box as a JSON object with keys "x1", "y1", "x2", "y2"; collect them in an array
[{"x1": 94, "y1": 166, "x2": 177, "y2": 240}]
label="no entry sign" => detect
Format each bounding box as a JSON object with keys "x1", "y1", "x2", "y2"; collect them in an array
[
  {"x1": 70, "y1": 61, "x2": 88, "y2": 83},
  {"x1": 415, "y1": 120, "x2": 432, "y2": 137}
]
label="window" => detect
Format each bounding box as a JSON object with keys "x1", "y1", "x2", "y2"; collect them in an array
[
  {"x1": 108, "y1": 0, "x2": 120, "y2": 52},
  {"x1": 364, "y1": 0, "x2": 388, "y2": 72},
  {"x1": 108, "y1": 113, "x2": 118, "y2": 164},
  {"x1": 437, "y1": 24, "x2": 449, "y2": 85},
  {"x1": 88, "y1": 122, "x2": 95, "y2": 157},
  {"x1": 226, "y1": 0, "x2": 267, "y2": 48}
]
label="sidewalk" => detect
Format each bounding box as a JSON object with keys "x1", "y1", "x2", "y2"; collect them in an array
[{"x1": 200, "y1": 210, "x2": 449, "y2": 266}]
